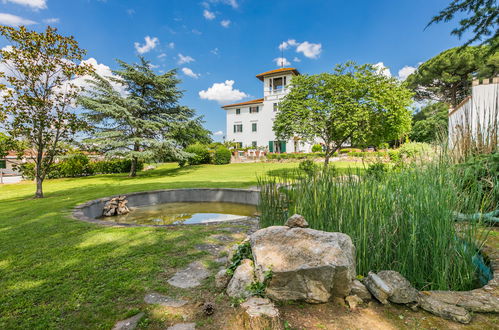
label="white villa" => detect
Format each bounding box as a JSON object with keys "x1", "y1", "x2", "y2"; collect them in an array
[{"x1": 222, "y1": 67, "x2": 314, "y2": 153}]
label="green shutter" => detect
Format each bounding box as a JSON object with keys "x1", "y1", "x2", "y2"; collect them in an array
[
  {"x1": 0, "y1": 160, "x2": 5, "y2": 169},
  {"x1": 280, "y1": 141, "x2": 286, "y2": 153},
  {"x1": 269, "y1": 141, "x2": 274, "y2": 153}
]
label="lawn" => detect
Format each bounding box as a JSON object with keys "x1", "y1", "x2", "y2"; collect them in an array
[{"x1": 0, "y1": 161, "x2": 361, "y2": 329}]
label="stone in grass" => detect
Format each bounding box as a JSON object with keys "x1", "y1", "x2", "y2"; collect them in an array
[
  {"x1": 377, "y1": 270, "x2": 418, "y2": 304},
  {"x1": 144, "y1": 292, "x2": 188, "y2": 307},
  {"x1": 167, "y1": 323, "x2": 196, "y2": 330},
  {"x1": 284, "y1": 214, "x2": 309, "y2": 228},
  {"x1": 363, "y1": 272, "x2": 393, "y2": 304},
  {"x1": 418, "y1": 293, "x2": 472, "y2": 324},
  {"x1": 215, "y1": 268, "x2": 231, "y2": 289},
  {"x1": 345, "y1": 295, "x2": 363, "y2": 311},
  {"x1": 112, "y1": 312, "x2": 144, "y2": 330},
  {"x1": 168, "y1": 261, "x2": 210, "y2": 289},
  {"x1": 239, "y1": 297, "x2": 282, "y2": 330},
  {"x1": 194, "y1": 243, "x2": 224, "y2": 256},
  {"x1": 226, "y1": 259, "x2": 254, "y2": 298},
  {"x1": 351, "y1": 279, "x2": 372, "y2": 301}
]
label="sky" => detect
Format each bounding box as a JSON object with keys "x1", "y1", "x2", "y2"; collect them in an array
[{"x1": 0, "y1": 0, "x2": 471, "y2": 141}]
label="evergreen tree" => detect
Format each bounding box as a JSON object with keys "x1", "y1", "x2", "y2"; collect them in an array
[
  {"x1": 410, "y1": 103, "x2": 449, "y2": 143},
  {"x1": 78, "y1": 57, "x2": 210, "y2": 176}
]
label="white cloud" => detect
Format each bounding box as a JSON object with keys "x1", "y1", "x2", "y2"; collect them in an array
[
  {"x1": 213, "y1": 130, "x2": 224, "y2": 136},
  {"x1": 296, "y1": 41, "x2": 322, "y2": 59},
  {"x1": 168, "y1": 42, "x2": 175, "y2": 49},
  {"x1": 211, "y1": 48, "x2": 220, "y2": 55},
  {"x1": 220, "y1": 0, "x2": 238, "y2": 9},
  {"x1": 42, "y1": 17, "x2": 59, "y2": 24},
  {"x1": 279, "y1": 39, "x2": 298, "y2": 51},
  {"x1": 293, "y1": 57, "x2": 301, "y2": 63},
  {"x1": 3, "y1": 0, "x2": 46, "y2": 10},
  {"x1": 397, "y1": 65, "x2": 417, "y2": 81},
  {"x1": 191, "y1": 29, "x2": 202, "y2": 35},
  {"x1": 0, "y1": 13, "x2": 36, "y2": 26},
  {"x1": 182, "y1": 67, "x2": 200, "y2": 79},
  {"x1": 273, "y1": 57, "x2": 291, "y2": 67},
  {"x1": 203, "y1": 9, "x2": 215, "y2": 20},
  {"x1": 220, "y1": 19, "x2": 231, "y2": 28},
  {"x1": 199, "y1": 80, "x2": 248, "y2": 104},
  {"x1": 134, "y1": 36, "x2": 159, "y2": 54},
  {"x1": 157, "y1": 53, "x2": 166, "y2": 59},
  {"x1": 73, "y1": 58, "x2": 126, "y2": 95},
  {"x1": 126, "y1": 9, "x2": 135, "y2": 16},
  {"x1": 373, "y1": 62, "x2": 392, "y2": 77},
  {"x1": 177, "y1": 53, "x2": 194, "y2": 64}
]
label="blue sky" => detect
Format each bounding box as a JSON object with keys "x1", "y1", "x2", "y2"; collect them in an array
[{"x1": 0, "y1": 0, "x2": 469, "y2": 140}]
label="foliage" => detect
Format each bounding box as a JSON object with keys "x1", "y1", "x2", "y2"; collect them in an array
[
  {"x1": 0, "y1": 132, "x2": 15, "y2": 158},
  {"x1": 388, "y1": 150, "x2": 401, "y2": 162},
  {"x1": 311, "y1": 144, "x2": 323, "y2": 152},
  {"x1": 298, "y1": 159, "x2": 319, "y2": 176},
  {"x1": 79, "y1": 57, "x2": 204, "y2": 177},
  {"x1": 266, "y1": 152, "x2": 327, "y2": 161},
  {"x1": 185, "y1": 143, "x2": 211, "y2": 165},
  {"x1": 169, "y1": 117, "x2": 212, "y2": 149},
  {"x1": 0, "y1": 26, "x2": 93, "y2": 197},
  {"x1": 428, "y1": 0, "x2": 499, "y2": 52},
  {"x1": 378, "y1": 142, "x2": 389, "y2": 150},
  {"x1": 339, "y1": 148, "x2": 362, "y2": 154},
  {"x1": 226, "y1": 242, "x2": 253, "y2": 276},
  {"x1": 274, "y1": 62, "x2": 413, "y2": 165},
  {"x1": 398, "y1": 142, "x2": 433, "y2": 158},
  {"x1": 213, "y1": 146, "x2": 231, "y2": 165},
  {"x1": 59, "y1": 153, "x2": 91, "y2": 177},
  {"x1": 258, "y1": 161, "x2": 488, "y2": 291},
  {"x1": 410, "y1": 102, "x2": 449, "y2": 143},
  {"x1": 365, "y1": 162, "x2": 390, "y2": 180},
  {"x1": 247, "y1": 269, "x2": 273, "y2": 298}
]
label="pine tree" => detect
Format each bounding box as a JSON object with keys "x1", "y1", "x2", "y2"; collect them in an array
[{"x1": 78, "y1": 57, "x2": 210, "y2": 176}]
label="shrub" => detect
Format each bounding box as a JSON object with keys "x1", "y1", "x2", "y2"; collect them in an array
[
  {"x1": 90, "y1": 159, "x2": 143, "y2": 174},
  {"x1": 59, "y1": 153, "x2": 92, "y2": 177},
  {"x1": 365, "y1": 162, "x2": 390, "y2": 180},
  {"x1": 388, "y1": 150, "x2": 401, "y2": 162},
  {"x1": 398, "y1": 142, "x2": 432, "y2": 158},
  {"x1": 298, "y1": 159, "x2": 319, "y2": 176},
  {"x1": 312, "y1": 144, "x2": 323, "y2": 152},
  {"x1": 185, "y1": 143, "x2": 211, "y2": 165},
  {"x1": 378, "y1": 142, "x2": 389, "y2": 150},
  {"x1": 16, "y1": 162, "x2": 35, "y2": 180},
  {"x1": 340, "y1": 148, "x2": 362, "y2": 154},
  {"x1": 213, "y1": 146, "x2": 232, "y2": 165}
]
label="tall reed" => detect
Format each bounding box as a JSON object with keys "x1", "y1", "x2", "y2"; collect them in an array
[{"x1": 258, "y1": 161, "x2": 488, "y2": 291}]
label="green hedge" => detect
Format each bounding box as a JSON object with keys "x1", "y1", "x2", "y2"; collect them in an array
[
  {"x1": 213, "y1": 146, "x2": 231, "y2": 165},
  {"x1": 266, "y1": 152, "x2": 330, "y2": 161},
  {"x1": 185, "y1": 143, "x2": 211, "y2": 165}
]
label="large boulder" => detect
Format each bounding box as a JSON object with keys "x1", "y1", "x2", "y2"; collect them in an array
[
  {"x1": 250, "y1": 226, "x2": 356, "y2": 303},
  {"x1": 226, "y1": 259, "x2": 254, "y2": 298},
  {"x1": 350, "y1": 279, "x2": 372, "y2": 301}
]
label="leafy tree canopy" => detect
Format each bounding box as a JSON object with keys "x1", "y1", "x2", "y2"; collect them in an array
[
  {"x1": 410, "y1": 102, "x2": 449, "y2": 143},
  {"x1": 274, "y1": 62, "x2": 413, "y2": 165}
]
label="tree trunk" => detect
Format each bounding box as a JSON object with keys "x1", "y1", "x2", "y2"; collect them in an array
[
  {"x1": 324, "y1": 144, "x2": 331, "y2": 167},
  {"x1": 35, "y1": 149, "x2": 44, "y2": 198},
  {"x1": 129, "y1": 157, "x2": 137, "y2": 177},
  {"x1": 35, "y1": 176, "x2": 43, "y2": 198}
]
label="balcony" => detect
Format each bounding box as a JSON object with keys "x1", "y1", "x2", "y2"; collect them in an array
[{"x1": 264, "y1": 87, "x2": 289, "y2": 100}]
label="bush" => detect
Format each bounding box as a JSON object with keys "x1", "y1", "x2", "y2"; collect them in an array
[
  {"x1": 388, "y1": 150, "x2": 401, "y2": 162},
  {"x1": 340, "y1": 148, "x2": 362, "y2": 154},
  {"x1": 378, "y1": 142, "x2": 389, "y2": 150},
  {"x1": 90, "y1": 159, "x2": 143, "y2": 174},
  {"x1": 312, "y1": 144, "x2": 323, "y2": 152},
  {"x1": 185, "y1": 143, "x2": 211, "y2": 165},
  {"x1": 298, "y1": 159, "x2": 319, "y2": 176},
  {"x1": 213, "y1": 146, "x2": 232, "y2": 165},
  {"x1": 16, "y1": 162, "x2": 35, "y2": 180},
  {"x1": 398, "y1": 142, "x2": 432, "y2": 159},
  {"x1": 365, "y1": 162, "x2": 390, "y2": 180},
  {"x1": 59, "y1": 153, "x2": 92, "y2": 177}
]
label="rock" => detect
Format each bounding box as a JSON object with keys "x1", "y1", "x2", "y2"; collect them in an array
[
  {"x1": 144, "y1": 292, "x2": 188, "y2": 307},
  {"x1": 168, "y1": 261, "x2": 210, "y2": 289},
  {"x1": 112, "y1": 312, "x2": 144, "y2": 330},
  {"x1": 210, "y1": 234, "x2": 234, "y2": 242},
  {"x1": 418, "y1": 293, "x2": 472, "y2": 324},
  {"x1": 250, "y1": 226, "x2": 356, "y2": 303},
  {"x1": 214, "y1": 256, "x2": 228, "y2": 264},
  {"x1": 363, "y1": 272, "x2": 393, "y2": 304},
  {"x1": 226, "y1": 244, "x2": 239, "y2": 264},
  {"x1": 423, "y1": 290, "x2": 499, "y2": 313},
  {"x1": 345, "y1": 295, "x2": 363, "y2": 310},
  {"x1": 202, "y1": 302, "x2": 215, "y2": 315},
  {"x1": 239, "y1": 297, "x2": 282, "y2": 330},
  {"x1": 215, "y1": 268, "x2": 231, "y2": 289},
  {"x1": 195, "y1": 243, "x2": 224, "y2": 256},
  {"x1": 227, "y1": 259, "x2": 254, "y2": 298},
  {"x1": 103, "y1": 196, "x2": 130, "y2": 217},
  {"x1": 167, "y1": 323, "x2": 196, "y2": 330},
  {"x1": 351, "y1": 279, "x2": 372, "y2": 301},
  {"x1": 284, "y1": 214, "x2": 309, "y2": 228},
  {"x1": 377, "y1": 270, "x2": 418, "y2": 304}
]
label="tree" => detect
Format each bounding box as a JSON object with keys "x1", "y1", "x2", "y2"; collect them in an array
[
  {"x1": 428, "y1": 0, "x2": 499, "y2": 52},
  {"x1": 410, "y1": 102, "x2": 449, "y2": 143},
  {"x1": 78, "y1": 57, "x2": 206, "y2": 176},
  {"x1": 0, "y1": 26, "x2": 92, "y2": 198},
  {"x1": 404, "y1": 46, "x2": 486, "y2": 107},
  {"x1": 274, "y1": 62, "x2": 413, "y2": 166}
]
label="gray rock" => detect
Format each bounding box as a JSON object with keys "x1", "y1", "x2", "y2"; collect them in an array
[
  {"x1": 195, "y1": 243, "x2": 224, "y2": 256},
  {"x1": 112, "y1": 312, "x2": 144, "y2": 330},
  {"x1": 214, "y1": 256, "x2": 228, "y2": 264},
  {"x1": 423, "y1": 290, "x2": 499, "y2": 313},
  {"x1": 239, "y1": 297, "x2": 281, "y2": 330},
  {"x1": 363, "y1": 272, "x2": 393, "y2": 304},
  {"x1": 215, "y1": 268, "x2": 231, "y2": 289},
  {"x1": 144, "y1": 292, "x2": 188, "y2": 307},
  {"x1": 168, "y1": 261, "x2": 210, "y2": 289},
  {"x1": 418, "y1": 293, "x2": 472, "y2": 324},
  {"x1": 226, "y1": 244, "x2": 239, "y2": 264},
  {"x1": 226, "y1": 259, "x2": 254, "y2": 298},
  {"x1": 284, "y1": 214, "x2": 309, "y2": 228},
  {"x1": 250, "y1": 226, "x2": 356, "y2": 303},
  {"x1": 345, "y1": 295, "x2": 363, "y2": 310},
  {"x1": 377, "y1": 270, "x2": 418, "y2": 304},
  {"x1": 210, "y1": 234, "x2": 234, "y2": 242},
  {"x1": 167, "y1": 323, "x2": 196, "y2": 330},
  {"x1": 351, "y1": 279, "x2": 372, "y2": 301}
]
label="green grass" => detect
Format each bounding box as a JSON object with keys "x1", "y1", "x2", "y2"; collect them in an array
[{"x1": 0, "y1": 161, "x2": 360, "y2": 329}]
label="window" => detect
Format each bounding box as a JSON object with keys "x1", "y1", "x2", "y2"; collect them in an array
[
  {"x1": 233, "y1": 124, "x2": 243, "y2": 133},
  {"x1": 235, "y1": 108, "x2": 240, "y2": 115},
  {"x1": 249, "y1": 106, "x2": 259, "y2": 113},
  {"x1": 273, "y1": 103, "x2": 278, "y2": 112},
  {"x1": 252, "y1": 123, "x2": 257, "y2": 132},
  {"x1": 252, "y1": 141, "x2": 257, "y2": 148},
  {"x1": 0, "y1": 160, "x2": 5, "y2": 169}
]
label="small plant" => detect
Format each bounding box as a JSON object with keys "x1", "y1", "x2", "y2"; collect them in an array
[
  {"x1": 247, "y1": 268, "x2": 273, "y2": 298},
  {"x1": 298, "y1": 159, "x2": 318, "y2": 176},
  {"x1": 226, "y1": 242, "x2": 253, "y2": 276}
]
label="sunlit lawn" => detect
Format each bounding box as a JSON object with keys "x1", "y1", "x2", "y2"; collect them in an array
[{"x1": 0, "y1": 161, "x2": 361, "y2": 329}]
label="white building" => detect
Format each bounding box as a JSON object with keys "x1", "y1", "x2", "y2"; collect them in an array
[
  {"x1": 448, "y1": 77, "x2": 499, "y2": 147},
  {"x1": 222, "y1": 68, "x2": 313, "y2": 153}
]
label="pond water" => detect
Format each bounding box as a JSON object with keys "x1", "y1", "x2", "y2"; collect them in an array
[{"x1": 103, "y1": 202, "x2": 257, "y2": 225}]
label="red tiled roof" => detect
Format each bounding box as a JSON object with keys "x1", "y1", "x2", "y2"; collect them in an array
[
  {"x1": 222, "y1": 98, "x2": 264, "y2": 108},
  {"x1": 256, "y1": 67, "x2": 300, "y2": 81}
]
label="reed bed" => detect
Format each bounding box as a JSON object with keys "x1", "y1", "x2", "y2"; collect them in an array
[{"x1": 258, "y1": 162, "x2": 489, "y2": 291}]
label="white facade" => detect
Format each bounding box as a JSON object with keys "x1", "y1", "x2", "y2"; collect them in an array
[
  {"x1": 448, "y1": 77, "x2": 499, "y2": 147},
  {"x1": 222, "y1": 68, "x2": 312, "y2": 153}
]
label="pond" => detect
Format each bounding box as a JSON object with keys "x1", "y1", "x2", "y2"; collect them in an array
[{"x1": 100, "y1": 202, "x2": 258, "y2": 225}]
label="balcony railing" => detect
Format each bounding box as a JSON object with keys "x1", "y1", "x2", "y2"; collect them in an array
[{"x1": 264, "y1": 86, "x2": 289, "y2": 97}]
